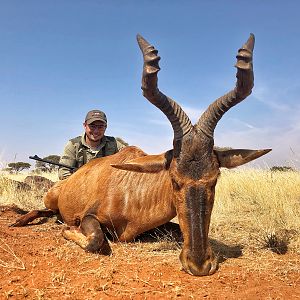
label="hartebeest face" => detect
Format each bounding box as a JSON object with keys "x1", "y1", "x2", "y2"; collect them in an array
[
  {"x1": 169, "y1": 130, "x2": 219, "y2": 275},
  {"x1": 113, "y1": 34, "x2": 271, "y2": 276}
]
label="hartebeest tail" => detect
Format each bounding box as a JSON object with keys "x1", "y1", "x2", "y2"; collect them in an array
[{"x1": 12, "y1": 34, "x2": 271, "y2": 277}]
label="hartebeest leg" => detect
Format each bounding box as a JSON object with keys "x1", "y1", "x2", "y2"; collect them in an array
[
  {"x1": 10, "y1": 209, "x2": 56, "y2": 227},
  {"x1": 62, "y1": 214, "x2": 111, "y2": 255}
]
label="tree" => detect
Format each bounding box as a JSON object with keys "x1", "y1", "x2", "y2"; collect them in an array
[
  {"x1": 270, "y1": 166, "x2": 295, "y2": 172},
  {"x1": 7, "y1": 162, "x2": 31, "y2": 173},
  {"x1": 1, "y1": 167, "x2": 13, "y2": 174},
  {"x1": 214, "y1": 146, "x2": 233, "y2": 151},
  {"x1": 35, "y1": 155, "x2": 61, "y2": 172}
]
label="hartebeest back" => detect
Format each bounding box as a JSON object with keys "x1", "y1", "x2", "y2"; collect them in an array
[{"x1": 13, "y1": 34, "x2": 271, "y2": 276}]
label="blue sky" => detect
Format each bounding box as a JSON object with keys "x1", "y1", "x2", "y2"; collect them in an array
[{"x1": 1, "y1": 0, "x2": 300, "y2": 169}]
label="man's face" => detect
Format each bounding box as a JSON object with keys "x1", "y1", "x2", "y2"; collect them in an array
[{"x1": 84, "y1": 120, "x2": 107, "y2": 143}]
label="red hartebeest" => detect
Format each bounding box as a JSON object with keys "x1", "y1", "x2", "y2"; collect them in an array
[{"x1": 13, "y1": 34, "x2": 271, "y2": 276}]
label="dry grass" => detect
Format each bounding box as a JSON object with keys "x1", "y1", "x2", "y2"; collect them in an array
[
  {"x1": 0, "y1": 168, "x2": 300, "y2": 256},
  {"x1": 0, "y1": 171, "x2": 58, "y2": 211},
  {"x1": 1, "y1": 171, "x2": 58, "y2": 183},
  {"x1": 0, "y1": 238, "x2": 25, "y2": 270},
  {"x1": 211, "y1": 168, "x2": 300, "y2": 254}
]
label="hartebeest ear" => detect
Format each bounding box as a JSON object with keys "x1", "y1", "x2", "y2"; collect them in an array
[
  {"x1": 214, "y1": 149, "x2": 271, "y2": 168},
  {"x1": 111, "y1": 151, "x2": 173, "y2": 173}
]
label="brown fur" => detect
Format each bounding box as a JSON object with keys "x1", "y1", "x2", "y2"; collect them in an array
[{"x1": 12, "y1": 34, "x2": 271, "y2": 277}]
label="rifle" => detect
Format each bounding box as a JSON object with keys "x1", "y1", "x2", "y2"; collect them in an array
[{"x1": 29, "y1": 155, "x2": 77, "y2": 171}]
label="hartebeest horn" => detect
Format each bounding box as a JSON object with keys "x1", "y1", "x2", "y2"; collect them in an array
[
  {"x1": 197, "y1": 34, "x2": 255, "y2": 138},
  {"x1": 137, "y1": 34, "x2": 193, "y2": 155}
]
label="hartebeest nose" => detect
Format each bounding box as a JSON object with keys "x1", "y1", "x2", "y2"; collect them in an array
[{"x1": 179, "y1": 247, "x2": 218, "y2": 276}]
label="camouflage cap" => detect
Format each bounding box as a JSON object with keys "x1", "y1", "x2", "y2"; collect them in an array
[{"x1": 85, "y1": 110, "x2": 107, "y2": 125}]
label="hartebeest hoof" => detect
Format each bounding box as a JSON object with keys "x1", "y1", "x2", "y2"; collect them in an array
[
  {"x1": 10, "y1": 209, "x2": 56, "y2": 227},
  {"x1": 85, "y1": 238, "x2": 112, "y2": 256},
  {"x1": 62, "y1": 227, "x2": 112, "y2": 255},
  {"x1": 10, "y1": 217, "x2": 29, "y2": 227},
  {"x1": 63, "y1": 214, "x2": 112, "y2": 255}
]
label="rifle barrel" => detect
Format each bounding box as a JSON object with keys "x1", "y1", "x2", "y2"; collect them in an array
[{"x1": 29, "y1": 155, "x2": 76, "y2": 170}]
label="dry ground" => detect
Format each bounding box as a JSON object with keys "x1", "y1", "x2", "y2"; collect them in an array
[{"x1": 1, "y1": 209, "x2": 300, "y2": 300}]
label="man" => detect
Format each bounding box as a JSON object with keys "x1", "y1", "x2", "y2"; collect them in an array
[{"x1": 58, "y1": 109, "x2": 126, "y2": 180}]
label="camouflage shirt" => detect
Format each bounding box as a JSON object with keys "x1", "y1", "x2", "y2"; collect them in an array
[{"x1": 58, "y1": 134, "x2": 125, "y2": 180}]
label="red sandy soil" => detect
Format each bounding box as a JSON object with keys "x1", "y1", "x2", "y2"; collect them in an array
[{"x1": 1, "y1": 209, "x2": 299, "y2": 299}]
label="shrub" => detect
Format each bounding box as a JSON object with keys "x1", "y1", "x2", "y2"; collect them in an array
[{"x1": 270, "y1": 166, "x2": 295, "y2": 172}]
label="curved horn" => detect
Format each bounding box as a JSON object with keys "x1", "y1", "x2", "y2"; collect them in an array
[
  {"x1": 197, "y1": 34, "x2": 255, "y2": 138},
  {"x1": 137, "y1": 34, "x2": 193, "y2": 154}
]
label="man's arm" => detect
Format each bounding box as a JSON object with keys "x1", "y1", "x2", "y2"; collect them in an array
[{"x1": 58, "y1": 141, "x2": 77, "y2": 180}]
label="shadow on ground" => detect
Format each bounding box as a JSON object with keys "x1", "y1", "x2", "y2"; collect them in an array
[
  {"x1": 2, "y1": 206, "x2": 243, "y2": 262},
  {"x1": 137, "y1": 222, "x2": 243, "y2": 261}
]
